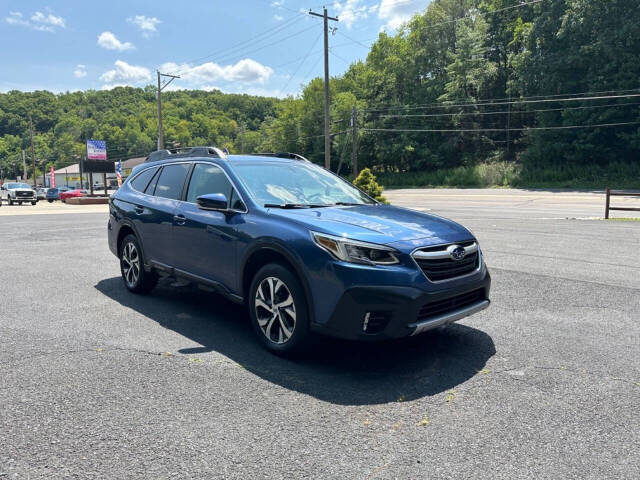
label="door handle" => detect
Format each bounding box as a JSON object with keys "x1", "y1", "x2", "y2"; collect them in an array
[
  {"x1": 173, "y1": 214, "x2": 187, "y2": 225},
  {"x1": 134, "y1": 205, "x2": 144, "y2": 214}
]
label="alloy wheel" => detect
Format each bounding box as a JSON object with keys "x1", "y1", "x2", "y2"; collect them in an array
[
  {"x1": 122, "y1": 242, "x2": 140, "y2": 287},
  {"x1": 254, "y1": 276, "x2": 296, "y2": 344}
]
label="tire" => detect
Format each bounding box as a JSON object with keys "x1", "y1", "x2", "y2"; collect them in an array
[
  {"x1": 119, "y1": 234, "x2": 157, "y2": 294},
  {"x1": 248, "y1": 263, "x2": 311, "y2": 356},
  {"x1": 31, "y1": 201, "x2": 37, "y2": 205},
  {"x1": 48, "y1": 199, "x2": 53, "y2": 203},
  {"x1": 8, "y1": 198, "x2": 13, "y2": 206},
  {"x1": 18, "y1": 201, "x2": 22, "y2": 206}
]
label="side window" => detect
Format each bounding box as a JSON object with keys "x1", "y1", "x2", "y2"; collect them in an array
[
  {"x1": 144, "y1": 168, "x2": 160, "y2": 195},
  {"x1": 154, "y1": 164, "x2": 190, "y2": 200},
  {"x1": 230, "y1": 189, "x2": 246, "y2": 211},
  {"x1": 186, "y1": 163, "x2": 232, "y2": 204},
  {"x1": 130, "y1": 167, "x2": 157, "y2": 193}
]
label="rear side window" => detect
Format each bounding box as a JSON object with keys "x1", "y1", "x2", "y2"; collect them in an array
[
  {"x1": 154, "y1": 164, "x2": 190, "y2": 200},
  {"x1": 130, "y1": 167, "x2": 157, "y2": 192},
  {"x1": 186, "y1": 163, "x2": 232, "y2": 204}
]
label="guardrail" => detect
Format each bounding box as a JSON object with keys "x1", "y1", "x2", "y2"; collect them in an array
[{"x1": 605, "y1": 188, "x2": 640, "y2": 219}]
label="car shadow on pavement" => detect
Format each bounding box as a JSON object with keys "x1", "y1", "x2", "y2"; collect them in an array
[{"x1": 95, "y1": 277, "x2": 495, "y2": 406}]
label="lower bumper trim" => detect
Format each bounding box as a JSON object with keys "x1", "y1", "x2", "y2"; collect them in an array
[{"x1": 408, "y1": 299, "x2": 490, "y2": 336}]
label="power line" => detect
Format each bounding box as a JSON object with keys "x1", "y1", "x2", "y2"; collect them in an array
[
  {"x1": 361, "y1": 88, "x2": 640, "y2": 112},
  {"x1": 362, "y1": 121, "x2": 640, "y2": 133},
  {"x1": 362, "y1": 92, "x2": 640, "y2": 113},
  {"x1": 376, "y1": 102, "x2": 640, "y2": 119},
  {"x1": 279, "y1": 29, "x2": 324, "y2": 95}
]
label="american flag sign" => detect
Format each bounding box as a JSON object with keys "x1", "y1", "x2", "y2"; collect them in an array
[{"x1": 115, "y1": 161, "x2": 123, "y2": 187}]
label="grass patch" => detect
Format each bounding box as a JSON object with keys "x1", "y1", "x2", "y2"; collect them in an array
[
  {"x1": 606, "y1": 217, "x2": 640, "y2": 222},
  {"x1": 374, "y1": 162, "x2": 640, "y2": 190}
]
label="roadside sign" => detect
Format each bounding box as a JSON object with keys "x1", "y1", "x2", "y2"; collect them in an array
[
  {"x1": 50, "y1": 166, "x2": 55, "y2": 188},
  {"x1": 86, "y1": 140, "x2": 107, "y2": 160},
  {"x1": 84, "y1": 139, "x2": 113, "y2": 173}
]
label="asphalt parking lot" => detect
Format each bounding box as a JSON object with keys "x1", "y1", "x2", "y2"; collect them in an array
[{"x1": 1, "y1": 190, "x2": 639, "y2": 479}]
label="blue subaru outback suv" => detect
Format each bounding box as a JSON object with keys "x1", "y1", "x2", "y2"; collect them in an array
[{"x1": 108, "y1": 147, "x2": 490, "y2": 355}]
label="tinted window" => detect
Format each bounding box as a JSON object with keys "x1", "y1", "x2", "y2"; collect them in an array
[
  {"x1": 186, "y1": 164, "x2": 232, "y2": 204},
  {"x1": 155, "y1": 164, "x2": 190, "y2": 200},
  {"x1": 144, "y1": 168, "x2": 160, "y2": 195},
  {"x1": 130, "y1": 168, "x2": 157, "y2": 192}
]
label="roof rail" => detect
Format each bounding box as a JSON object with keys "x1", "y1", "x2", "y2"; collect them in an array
[
  {"x1": 145, "y1": 146, "x2": 227, "y2": 163},
  {"x1": 246, "y1": 152, "x2": 310, "y2": 162}
]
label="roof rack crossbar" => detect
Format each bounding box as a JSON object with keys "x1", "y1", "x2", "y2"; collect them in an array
[{"x1": 145, "y1": 146, "x2": 227, "y2": 163}]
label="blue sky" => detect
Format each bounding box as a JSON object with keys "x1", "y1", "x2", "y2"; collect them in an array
[{"x1": 0, "y1": 0, "x2": 430, "y2": 97}]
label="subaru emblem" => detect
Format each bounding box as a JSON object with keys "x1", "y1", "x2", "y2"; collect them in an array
[{"x1": 448, "y1": 245, "x2": 466, "y2": 261}]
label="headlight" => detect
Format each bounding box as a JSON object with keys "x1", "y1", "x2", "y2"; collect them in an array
[{"x1": 311, "y1": 232, "x2": 399, "y2": 265}]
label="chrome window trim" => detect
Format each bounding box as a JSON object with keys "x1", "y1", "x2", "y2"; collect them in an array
[{"x1": 410, "y1": 241, "x2": 482, "y2": 283}]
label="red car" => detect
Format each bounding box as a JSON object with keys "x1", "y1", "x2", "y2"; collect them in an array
[{"x1": 60, "y1": 189, "x2": 88, "y2": 202}]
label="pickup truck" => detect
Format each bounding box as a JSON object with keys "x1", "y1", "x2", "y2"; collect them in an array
[{"x1": 0, "y1": 182, "x2": 38, "y2": 205}]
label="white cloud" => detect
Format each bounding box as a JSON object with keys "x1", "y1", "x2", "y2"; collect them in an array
[
  {"x1": 127, "y1": 15, "x2": 161, "y2": 37},
  {"x1": 5, "y1": 10, "x2": 66, "y2": 32},
  {"x1": 97, "y1": 31, "x2": 135, "y2": 51},
  {"x1": 73, "y1": 64, "x2": 87, "y2": 78},
  {"x1": 378, "y1": 0, "x2": 431, "y2": 30},
  {"x1": 100, "y1": 60, "x2": 151, "y2": 85},
  {"x1": 333, "y1": 0, "x2": 371, "y2": 28},
  {"x1": 274, "y1": 14, "x2": 284, "y2": 21},
  {"x1": 160, "y1": 58, "x2": 274, "y2": 85}
]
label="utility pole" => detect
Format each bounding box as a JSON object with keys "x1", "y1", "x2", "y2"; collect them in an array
[
  {"x1": 240, "y1": 123, "x2": 245, "y2": 154},
  {"x1": 350, "y1": 105, "x2": 359, "y2": 176},
  {"x1": 156, "y1": 71, "x2": 180, "y2": 151},
  {"x1": 29, "y1": 116, "x2": 36, "y2": 187},
  {"x1": 22, "y1": 150, "x2": 27, "y2": 180},
  {"x1": 309, "y1": 7, "x2": 338, "y2": 170}
]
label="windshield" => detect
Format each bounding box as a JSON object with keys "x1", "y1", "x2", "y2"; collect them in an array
[
  {"x1": 231, "y1": 161, "x2": 375, "y2": 207},
  {"x1": 7, "y1": 183, "x2": 31, "y2": 189}
]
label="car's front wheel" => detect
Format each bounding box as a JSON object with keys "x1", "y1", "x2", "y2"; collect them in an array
[
  {"x1": 119, "y1": 234, "x2": 157, "y2": 294},
  {"x1": 249, "y1": 263, "x2": 311, "y2": 356},
  {"x1": 8, "y1": 198, "x2": 13, "y2": 205}
]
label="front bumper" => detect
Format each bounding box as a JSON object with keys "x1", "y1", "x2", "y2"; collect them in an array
[{"x1": 311, "y1": 270, "x2": 491, "y2": 340}]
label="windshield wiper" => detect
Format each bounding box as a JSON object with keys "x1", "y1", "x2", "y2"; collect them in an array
[
  {"x1": 264, "y1": 203, "x2": 332, "y2": 209},
  {"x1": 332, "y1": 202, "x2": 362, "y2": 206}
]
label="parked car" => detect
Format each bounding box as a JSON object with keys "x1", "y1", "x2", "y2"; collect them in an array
[
  {"x1": 0, "y1": 182, "x2": 37, "y2": 205},
  {"x1": 60, "y1": 188, "x2": 88, "y2": 202},
  {"x1": 46, "y1": 187, "x2": 61, "y2": 202},
  {"x1": 36, "y1": 188, "x2": 48, "y2": 200},
  {"x1": 108, "y1": 147, "x2": 491, "y2": 355}
]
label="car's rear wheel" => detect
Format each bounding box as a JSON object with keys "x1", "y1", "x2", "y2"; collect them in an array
[
  {"x1": 47, "y1": 199, "x2": 53, "y2": 203},
  {"x1": 249, "y1": 263, "x2": 311, "y2": 356},
  {"x1": 119, "y1": 234, "x2": 157, "y2": 294}
]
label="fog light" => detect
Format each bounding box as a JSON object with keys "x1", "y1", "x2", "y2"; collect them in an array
[{"x1": 362, "y1": 311, "x2": 391, "y2": 334}]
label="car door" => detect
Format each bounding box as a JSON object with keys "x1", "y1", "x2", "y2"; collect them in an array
[
  {"x1": 140, "y1": 163, "x2": 191, "y2": 267},
  {"x1": 172, "y1": 162, "x2": 245, "y2": 291}
]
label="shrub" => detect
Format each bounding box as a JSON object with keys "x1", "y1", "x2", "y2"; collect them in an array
[{"x1": 353, "y1": 168, "x2": 388, "y2": 203}]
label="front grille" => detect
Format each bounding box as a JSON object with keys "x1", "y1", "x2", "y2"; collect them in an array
[
  {"x1": 16, "y1": 191, "x2": 32, "y2": 197},
  {"x1": 417, "y1": 289, "x2": 485, "y2": 322},
  {"x1": 413, "y1": 241, "x2": 479, "y2": 281}
]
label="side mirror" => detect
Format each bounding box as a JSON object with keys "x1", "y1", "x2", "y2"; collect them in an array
[{"x1": 197, "y1": 193, "x2": 228, "y2": 211}]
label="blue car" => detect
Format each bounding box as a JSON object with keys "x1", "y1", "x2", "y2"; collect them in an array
[{"x1": 108, "y1": 147, "x2": 491, "y2": 355}]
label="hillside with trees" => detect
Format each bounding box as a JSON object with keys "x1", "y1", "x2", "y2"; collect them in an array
[{"x1": 1, "y1": 0, "x2": 639, "y2": 187}]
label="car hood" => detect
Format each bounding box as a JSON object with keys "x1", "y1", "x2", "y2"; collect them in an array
[{"x1": 268, "y1": 204, "x2": 474, "y2": 247}]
